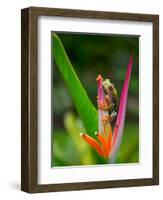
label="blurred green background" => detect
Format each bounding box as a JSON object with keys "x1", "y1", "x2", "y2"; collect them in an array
[{"x1": 52, "y1": 32, "x2": 139, "y2": 167}]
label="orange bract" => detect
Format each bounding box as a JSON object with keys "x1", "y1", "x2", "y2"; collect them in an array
[
  {"x1": 80, "y1": 130, "x2": 112, "y2": 159},
  {"x1": 80, "y1": 133, "x2": 103, "y2": 157},
  {"x1": 96, "y1": 132, "x2": 111, "y2": 158}
]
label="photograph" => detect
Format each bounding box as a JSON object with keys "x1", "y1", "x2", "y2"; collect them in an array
[
  {"x1": 21, "y1": 7, "x2": 159, "y2": 193},
  {"x1": 52, "y1": 32, "x2": 139, "y2": 167}
]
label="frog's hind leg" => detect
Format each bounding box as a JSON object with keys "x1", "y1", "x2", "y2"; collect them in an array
[{"x1": 109, "y1": 111, "x2": 117, "y2": 123}]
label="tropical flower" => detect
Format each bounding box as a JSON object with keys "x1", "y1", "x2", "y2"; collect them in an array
[{"x1": 80, "y1": 53, "x2": 133, "y2": 163}]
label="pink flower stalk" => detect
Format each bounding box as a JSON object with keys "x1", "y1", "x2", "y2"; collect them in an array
[
  {"x1": 80, "y1": 53, "x2": 133, "y2": 162},
  {"x1": 109, "y1": 53, "x2": 133, "y2": 162}
]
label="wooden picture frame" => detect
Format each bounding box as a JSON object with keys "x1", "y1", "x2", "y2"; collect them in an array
[{"x1": 21, "y1": 7, "x2": 159, "y2": 193}]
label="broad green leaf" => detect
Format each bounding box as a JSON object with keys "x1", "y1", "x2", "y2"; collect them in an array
[{"x1": 52, "y1": 33, "x2": 98, "y2": 137}]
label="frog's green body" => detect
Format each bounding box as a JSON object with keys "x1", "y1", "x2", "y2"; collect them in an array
[{"x1": 102, "y1": 79, "x2": 118, "y2": 122}]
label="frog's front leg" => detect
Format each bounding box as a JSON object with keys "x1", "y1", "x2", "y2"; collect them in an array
[
  {"x1": 98, "y1": 101, "x2": 109, "y2": 111},
  {"x1": 97, "y1": 94, "x2": 114, "y2": 111},
  {"x1": 105, "y1": 95, "x2": 115, "y2": 112},
  {"x1": 96, "y1": 95, "x2": 109, "y2": 111}
]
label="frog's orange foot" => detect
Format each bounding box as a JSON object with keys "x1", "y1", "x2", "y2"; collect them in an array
[{"x1": 98, "y1": 101, "x2": 109, "y2": 111}]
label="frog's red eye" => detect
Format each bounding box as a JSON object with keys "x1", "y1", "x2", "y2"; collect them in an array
[{"x1": 109, "y1": 85, "x2": 114, "y2": 90}]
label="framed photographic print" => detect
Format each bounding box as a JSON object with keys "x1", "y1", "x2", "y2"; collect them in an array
[{"x1": 21, "y1": 7, "x2": 159, "y2": 193}]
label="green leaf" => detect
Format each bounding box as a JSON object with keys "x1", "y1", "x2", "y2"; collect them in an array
[{"x1": 52, "y1": 33, "x2": 98, "y2": 137}]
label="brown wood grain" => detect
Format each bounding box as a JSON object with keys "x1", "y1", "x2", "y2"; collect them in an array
[{"x1": 21, "y1": 7, "x2": 159, "y2": 193}]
